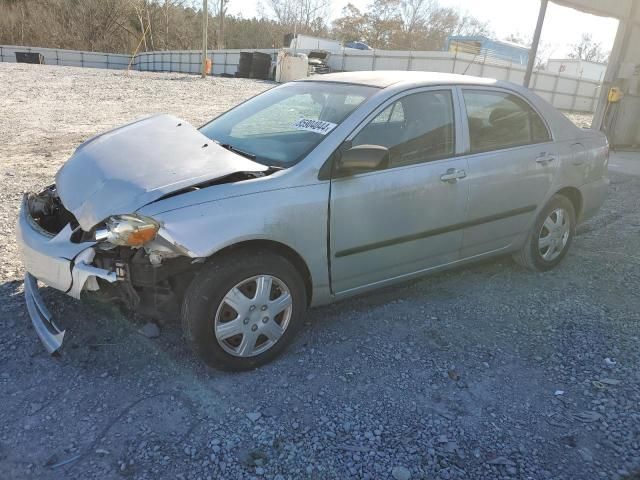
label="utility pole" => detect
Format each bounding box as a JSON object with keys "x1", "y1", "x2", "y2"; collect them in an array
[{"x1": 201, "y1": 0, "x2": 208, "y2": 78}]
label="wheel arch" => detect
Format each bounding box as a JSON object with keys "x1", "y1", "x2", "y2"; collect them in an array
[
  {"x1": 554, "y1": 186, "x2": 583, "y2": 220},
  {"x1": 209, "y1": 239, "x2": 314, "y2": 306}
]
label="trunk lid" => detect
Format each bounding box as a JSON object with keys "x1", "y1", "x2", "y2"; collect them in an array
[{"x1": 55, "y1": 114, "x2": 267, "y2": 230}]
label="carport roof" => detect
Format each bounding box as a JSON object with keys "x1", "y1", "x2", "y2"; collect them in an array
[
  {"x1": 300, "y1": 71, "x2": 500, "y2": 88},
  {"x1": 552, "y1": 0, "x2": 639, "y2": 21}
]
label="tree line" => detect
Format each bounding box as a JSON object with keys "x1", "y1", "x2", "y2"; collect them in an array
[
  {"x1": 0, "y1": 0, "x2": 490, "y2": 54},
  {"x1": 0, "y1": 0, "x2": 608, "y2": 64}
]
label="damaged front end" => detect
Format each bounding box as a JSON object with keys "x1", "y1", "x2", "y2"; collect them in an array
[
  {"x1": 19, "y1": 186, "x2": 120, "y2": 353},
  {"x1": 90, "y1": 245, "x2": 201, "y2": 321},
  {"x1": 18, "y1": 186, "x2": 200, "y2": 353},
  {"x1": 18, "y1": 115, "x2": 277, "y2": 354}
]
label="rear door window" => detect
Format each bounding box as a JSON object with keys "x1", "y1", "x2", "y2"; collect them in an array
[{"x1": 462, "y1": 90, "x2": 551, "y2": 154}]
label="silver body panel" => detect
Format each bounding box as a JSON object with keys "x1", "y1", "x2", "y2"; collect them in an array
[
  {"x1": 55, "y1": 114, "x2": 267, "y2": 230},
  {"x1": 18, "y1": 72, "x2": 609, "y2": 353}
]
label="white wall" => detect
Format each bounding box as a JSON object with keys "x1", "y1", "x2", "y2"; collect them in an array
[
  {"x1": 0, "y1": 45, "x2": 129, "y2": 69},
  {"x1": 0, "y1": 44, "x2": 603, "y2": 113},
  {"x1": 547, "y1": 59, "x2": 607, "y2": 82}
]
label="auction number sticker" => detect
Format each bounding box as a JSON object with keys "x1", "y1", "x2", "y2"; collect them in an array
[{"x1": 292, "y1": 118, "x2": 337, "y2": 135}]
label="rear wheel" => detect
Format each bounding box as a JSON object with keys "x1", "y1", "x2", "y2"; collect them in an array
[
  {"x1": 513, "y1": 194, "x2": 576, "y2": 271},
  {"x1": 181, "y1": 250, "x2": 306, "y2": 370}
]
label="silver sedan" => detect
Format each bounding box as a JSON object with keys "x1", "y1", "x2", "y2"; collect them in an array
[{"x1": 17, "y1": 71, "x2": 609, "y2": 370}]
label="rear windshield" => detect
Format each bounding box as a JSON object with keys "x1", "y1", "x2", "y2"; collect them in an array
[{"x1": 200, "y1": 82, "x2": 378, "y2": 167}]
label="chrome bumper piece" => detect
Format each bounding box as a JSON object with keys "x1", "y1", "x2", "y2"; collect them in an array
[{"x1": 24, "y1": 273, "x2": 65, "y2": 353}]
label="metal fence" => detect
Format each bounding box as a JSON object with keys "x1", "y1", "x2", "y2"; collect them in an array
[{"x1": 0, "y1": 44, "x2": 602, "y2": 113}]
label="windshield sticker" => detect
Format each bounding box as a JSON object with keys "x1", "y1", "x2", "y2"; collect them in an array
[{"x1": 292, "y1": 118, "x2": 337, "y2": 135}]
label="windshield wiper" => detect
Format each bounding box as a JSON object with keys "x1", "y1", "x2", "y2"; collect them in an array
[{"x1": 216, "y1": 142, "x2": 257, "y2": 161}]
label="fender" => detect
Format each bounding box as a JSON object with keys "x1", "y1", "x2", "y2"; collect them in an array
[{"x1": 144, "y1": 183, "x2": 333, "y2": 306}]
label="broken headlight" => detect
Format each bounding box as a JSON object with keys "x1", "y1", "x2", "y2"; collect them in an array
[{"x1": 95, "y1": 214, "x2": 159, "y2": 247}]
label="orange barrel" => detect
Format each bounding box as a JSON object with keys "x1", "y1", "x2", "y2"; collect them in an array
[{"x1": 204, "y1": 57, "x2": 212, "y2": 74}]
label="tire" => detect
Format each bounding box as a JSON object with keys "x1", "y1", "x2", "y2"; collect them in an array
[
  {"x1": 181, "y1": 250, "x2": 307, "y2": 371},
  {"x1": 513, "y1": 194, "x2": 576, "y2": 271}
]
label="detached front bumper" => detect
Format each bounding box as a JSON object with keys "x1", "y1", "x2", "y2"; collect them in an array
[
  {"x1": 17, "y1": 196, "x2": 118, "y2": 353},
  {"x1": 23, "y1": 273, "x2": 65, "y2": 353}
]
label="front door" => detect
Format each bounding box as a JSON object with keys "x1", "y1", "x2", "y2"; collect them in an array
[{"x1": 329, "y1": 89, "x2": 470, "y2": 294}]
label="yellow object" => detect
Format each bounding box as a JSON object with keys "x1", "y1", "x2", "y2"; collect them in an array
[{"x1": 608, "y1": 87, "x2": 624, "y2": 103}]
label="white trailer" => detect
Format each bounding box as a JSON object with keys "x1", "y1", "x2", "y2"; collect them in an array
[{"x1": 288, "y1": 35, "x2": 343, "y2": 52}]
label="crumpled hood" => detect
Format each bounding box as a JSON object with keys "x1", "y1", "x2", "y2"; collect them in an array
[{"x1": 55, "y1": 114, "x2": 267, "y2": 230}]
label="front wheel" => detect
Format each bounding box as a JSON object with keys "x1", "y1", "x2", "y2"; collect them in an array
[
  {"x1": 181, "y1": 250, "x2": 307, "y2": 371},
  {"x1": 513, "y1": 194, "x2": 576, "y2": 271}
]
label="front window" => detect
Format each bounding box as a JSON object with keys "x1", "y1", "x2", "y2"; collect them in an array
[
  {"x1": 352, "y1": 90, "x2": 456, "y2": 168},
  {"x1": 200, "y1": 82, "x2": 378, "y2": 167}
]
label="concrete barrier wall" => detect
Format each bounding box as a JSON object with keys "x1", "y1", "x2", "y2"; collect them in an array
[
  {"x1": 0, "y1": 45, "x2": 130, "y2": 69},
  {"x1": 0, "y1": 45, "x2": 601, "y2": 113}
]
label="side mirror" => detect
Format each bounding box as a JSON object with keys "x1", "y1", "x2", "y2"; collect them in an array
[{"x1": 336, "y1": 144, "x2": 389, "y2": 176}]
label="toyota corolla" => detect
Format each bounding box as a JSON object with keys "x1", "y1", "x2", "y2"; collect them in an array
[{"x1": 17, "y1": 71, "x2": 608, "y2": 370}]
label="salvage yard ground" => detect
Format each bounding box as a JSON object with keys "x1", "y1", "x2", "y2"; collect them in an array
[{"x1": 0, "y1": 64, "x2": 639, "y2": 480}]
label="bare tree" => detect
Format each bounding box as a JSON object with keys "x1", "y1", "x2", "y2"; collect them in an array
[
  {"x1": 129, "y1": 0, "x2": 150, "y2": 50},
  {"x1": 259, "y1": 0, "x2": 330, "y2": 32},
  {"x1": 505, "y1": 32, "x2": 554, "y2": 69},
  {"x1": 568, "y1": 33, "x2": 608, "y2": 63},
  {"x1": 453, "y1": 13, "x2": 491, "y2": 37},
  {"x1": 213, "y1": 0, "x2": 229, "y2": 49},
  {"x1": 399, "y1": 0, "x2": 428, "y2": 49},
  {"x1": 161, "y1": 1, "x2": 185, "y2": 50},
  {"x1": 0, "y1": 0, "x2": 493, "y2": 54}
]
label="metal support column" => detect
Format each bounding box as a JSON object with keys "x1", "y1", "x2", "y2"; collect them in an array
[
  {"x1": 592, "y1": 0, "x2": 638, "y2": 130},
  {"x1": 524, "y1": 0, "x2": 549, "y2": 88}
]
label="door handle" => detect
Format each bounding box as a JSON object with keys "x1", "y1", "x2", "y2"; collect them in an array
[
  {"x1": 536, "y1": 153, "x2": 555, "y2": 164},
  {"x1": 440, "y1": 168, "x2": 467, "y2": 183}
]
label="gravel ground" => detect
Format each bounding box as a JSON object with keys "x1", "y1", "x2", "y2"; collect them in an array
[
  {"x1": 563, "y1": 112, "x2": 594, "y2": 129},
  {"x1": 1, "y1": 63, "x2": 639, "y2": 480}
]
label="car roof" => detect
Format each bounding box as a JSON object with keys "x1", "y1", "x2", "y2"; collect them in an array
[{"x1": 298, "y1": 70, "x2": 503, "y2": 89}]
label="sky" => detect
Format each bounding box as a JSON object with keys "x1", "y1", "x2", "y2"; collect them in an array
[{"x1": 226, "y1": 0, "x2": 619, "y2": 58}]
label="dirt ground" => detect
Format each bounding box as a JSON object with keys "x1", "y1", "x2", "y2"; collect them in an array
[{"x1": 0, "y1": 64, "x2": 639, "y2": 480}]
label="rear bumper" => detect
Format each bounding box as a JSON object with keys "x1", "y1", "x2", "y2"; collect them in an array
[
  {"x1": 17, "y1": 195, "x2": 118, "y2": 353},
  {"x1": 579, "y1": 176, "x2": 609, "y2": 223}
]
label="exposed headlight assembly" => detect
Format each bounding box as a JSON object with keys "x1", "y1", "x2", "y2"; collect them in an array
[{"x1": 95, "y1": 214, "x2": 159, "y2": 247}]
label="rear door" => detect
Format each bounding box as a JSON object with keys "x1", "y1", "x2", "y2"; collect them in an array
[
  {"x1": 457, "y1": 87, "x2": 557, "y2": 258},
  {"x1": 329, "y1": 88, "x2": 470, "y2": 294}
]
